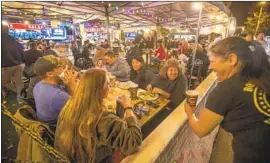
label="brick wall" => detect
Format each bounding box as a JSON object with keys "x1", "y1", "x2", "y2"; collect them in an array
[{"x1": 154, "y1": 83, "x2": 219, "y2": 163}]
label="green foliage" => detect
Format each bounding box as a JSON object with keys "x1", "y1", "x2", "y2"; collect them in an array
[
  {"x1": 160, "y1": 27, "x2": 170, "y2": 38},
  {"x1": 244, "y1": 11, "x2": 270, "y2": 34},
  {"x1": 120, "y1": 30, "x2": 125, "y2": 41}
]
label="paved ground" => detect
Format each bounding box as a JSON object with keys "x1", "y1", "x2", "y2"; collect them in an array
[{"x1": 2, "y1": 88, "x2": 23, "y2": 162}]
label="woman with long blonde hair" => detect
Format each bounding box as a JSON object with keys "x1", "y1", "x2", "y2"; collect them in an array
[{"x1": 54, "y1": 69, "x2": 142, "y2": 163}]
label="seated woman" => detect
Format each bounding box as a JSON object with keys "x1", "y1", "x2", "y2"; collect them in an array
[
  {"x1": 147, "y1": 59, "x2": 187, "y2": 109},
  {"x1": 54, "y1": 69, "x2": 142, "y2": 163},
  {"x1": 130, "y1": 55, "x2": 156, "y2": 89},
  {"x1": 151, "y1": 40, "x2": 165, "y2": 64}
]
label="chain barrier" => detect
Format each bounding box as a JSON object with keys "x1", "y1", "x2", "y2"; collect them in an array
[
  {"x1": 1, "y1": 104, "x2": 70, "y2": 163},
  {"x1": 2, "y1": 157, "x2": 42, "y2": 163}
]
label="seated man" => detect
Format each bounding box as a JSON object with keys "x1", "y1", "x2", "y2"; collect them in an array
[
  {"x1": 104, "y1": 51, "x2": 130, "y2": 82},
  {"x1": 33, "y1": 55, "x2": 77, "y2": 125}
]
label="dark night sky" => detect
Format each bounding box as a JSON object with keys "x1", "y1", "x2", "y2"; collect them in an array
[
  {"x1": 230, "y1": 2, "x2": 270, "y2": 26},
  {"x1": 230, "y1": 2, "x2": 255, "y2": 26}
]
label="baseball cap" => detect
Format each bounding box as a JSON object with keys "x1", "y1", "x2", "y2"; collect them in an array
[{"x1": 34, "y1": 55, "x2": 65, "y2": 76}]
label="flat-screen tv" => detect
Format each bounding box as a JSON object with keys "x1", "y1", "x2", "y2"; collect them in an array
[{"x1": 125, "y1": 32, "x2": 137, "y2": 39}]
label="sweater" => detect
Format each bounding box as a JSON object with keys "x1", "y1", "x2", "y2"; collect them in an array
[
  {"x1": 106, "y1": 58, "x2": 130, "y2": 82},
  {"x1": 130, "y1": 66, "x2": 157, "y2": 89},
  {"x1": 151, "y1": 75, "x2": 187, "y2": 109}
]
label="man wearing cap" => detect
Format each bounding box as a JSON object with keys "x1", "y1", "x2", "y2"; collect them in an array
[{"x1": 33, "y1": 55, "x2": 77, "y2": 125}]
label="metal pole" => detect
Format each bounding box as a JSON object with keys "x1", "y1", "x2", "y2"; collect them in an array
[
  {"x1": 189, "y1": 2, "x2": 202, "y2": 89},
  {"x1": 105, "y1": 5, "x2": 111, "y2": 48},
  {"x1": 255, "y1": 5, "x2": 263, "y2": 36}
]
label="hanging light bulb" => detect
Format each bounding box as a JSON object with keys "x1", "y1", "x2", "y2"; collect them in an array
[
  {"x1": 24, "y1": 20, "x2": 29, "y2": 24},
  {"x1": 108, "y1": 3, "x2": 111, "y2": 7},
  {"x1": 25, "y1": 12, "x2": 27, "y2": 14}
]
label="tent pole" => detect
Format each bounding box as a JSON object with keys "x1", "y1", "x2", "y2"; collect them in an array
[
  {"x1": 189, "y1": 2, "x2": 203, "y2": 89},
  {"x1": 105, "y1": 4, "x2": 111, "y2": 48}
]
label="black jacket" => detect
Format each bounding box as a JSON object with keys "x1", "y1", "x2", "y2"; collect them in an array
[
  {"x1": 43, "y1": 49, "x2": 57, "y2": 57},
  {"x1": 24, "y1": 49, "x2": 43, "y2": 67},
  {"x1": 2, "y1": 34, "x2": 24, "y2": 67},
  {"x1": 130, "y1": 66, "x2": 156, "y2": 89}
]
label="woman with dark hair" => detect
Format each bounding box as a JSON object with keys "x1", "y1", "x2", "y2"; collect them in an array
[
  {"x1": 54, "y1": 69, "x2": 142, "y2": 163},
  {"x1": 146, "y1": 58, "x2": 187, "y2": 109},
  {"x1": 130, "y1": 55, "x2": 156, "y2": 89},
  {"x1": 184, "y1": 36, "x2": 270, "y2": 163}
]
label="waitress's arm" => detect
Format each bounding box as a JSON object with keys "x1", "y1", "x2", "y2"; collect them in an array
[{"x1": 184, "y1": 103, "x2": 224, "y2": 138}]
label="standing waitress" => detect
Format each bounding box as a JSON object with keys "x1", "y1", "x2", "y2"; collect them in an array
[{"x1": 184, "y1": 37, "x2": 270, "y2": 163}]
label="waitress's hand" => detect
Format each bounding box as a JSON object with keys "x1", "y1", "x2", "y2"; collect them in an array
[{"x1": 184, "y1": 102, "x2": 196, "y2": 117}]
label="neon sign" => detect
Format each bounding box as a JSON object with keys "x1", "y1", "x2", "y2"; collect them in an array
[{"x1": 8, "y1": 28, "x2": 67, "y2": 40}]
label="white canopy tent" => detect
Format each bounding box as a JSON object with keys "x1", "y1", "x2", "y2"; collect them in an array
[{"x1": 2, "y1": 1, "x2": 232, "y2": 28}]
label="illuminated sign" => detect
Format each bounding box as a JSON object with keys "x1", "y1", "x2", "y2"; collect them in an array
[
  {"x1": 8, "y1": 23, "x2": 51, "y2": 30},
  {"x1": 125, "y1": 32, "x2": 137, "y2": 39},
  {"x1": 9, "y1": 28, "x2": 67, "y2": 40}
]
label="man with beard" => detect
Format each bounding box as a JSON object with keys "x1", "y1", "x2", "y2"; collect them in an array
[{"x1": 33, "y1": 55, "x2": 77, "y2": 125}]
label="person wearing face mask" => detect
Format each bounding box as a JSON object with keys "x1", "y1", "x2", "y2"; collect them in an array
[
  {"x1": 146, "y1": 58, "x2": 187, "y2": 109},
  {"x1": 33, "y1": 55, "x2": 78, "y2": 125},
  {"x1": 126, "y1": 41, "x2": 141, "y2": 66},
  {"x1": 43, "y1": 43, "x2": 67, "y2": 58}
]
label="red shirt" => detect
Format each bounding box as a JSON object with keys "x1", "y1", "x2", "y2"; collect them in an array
[{"x1": 156, "y1": 46, "x2": 165, "y2": 60}]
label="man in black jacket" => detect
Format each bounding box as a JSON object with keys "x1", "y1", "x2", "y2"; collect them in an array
[{"x1": 2, "y1": 25, "x2": 25, "y2": 103}]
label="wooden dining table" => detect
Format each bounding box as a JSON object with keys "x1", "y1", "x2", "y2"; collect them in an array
[{"x1": 103, "y1": 83, "x2": 170, "y2": 127}]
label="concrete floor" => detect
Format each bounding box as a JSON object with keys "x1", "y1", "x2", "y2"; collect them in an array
[{"x1": 2, "y1": 88, "x2": 22, "y2": 162}]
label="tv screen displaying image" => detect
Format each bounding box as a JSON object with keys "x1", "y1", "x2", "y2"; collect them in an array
[{"x1": 125, "y1": 32, "x2": 137, "y2": 39}]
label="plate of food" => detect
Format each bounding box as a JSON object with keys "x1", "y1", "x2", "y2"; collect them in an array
[
  {"x1": 117, "y1": 81, "x2": 137, "y2": 90},
  {"x1": 137, "y1": 90, "x2": 159, "y2": 101}
]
